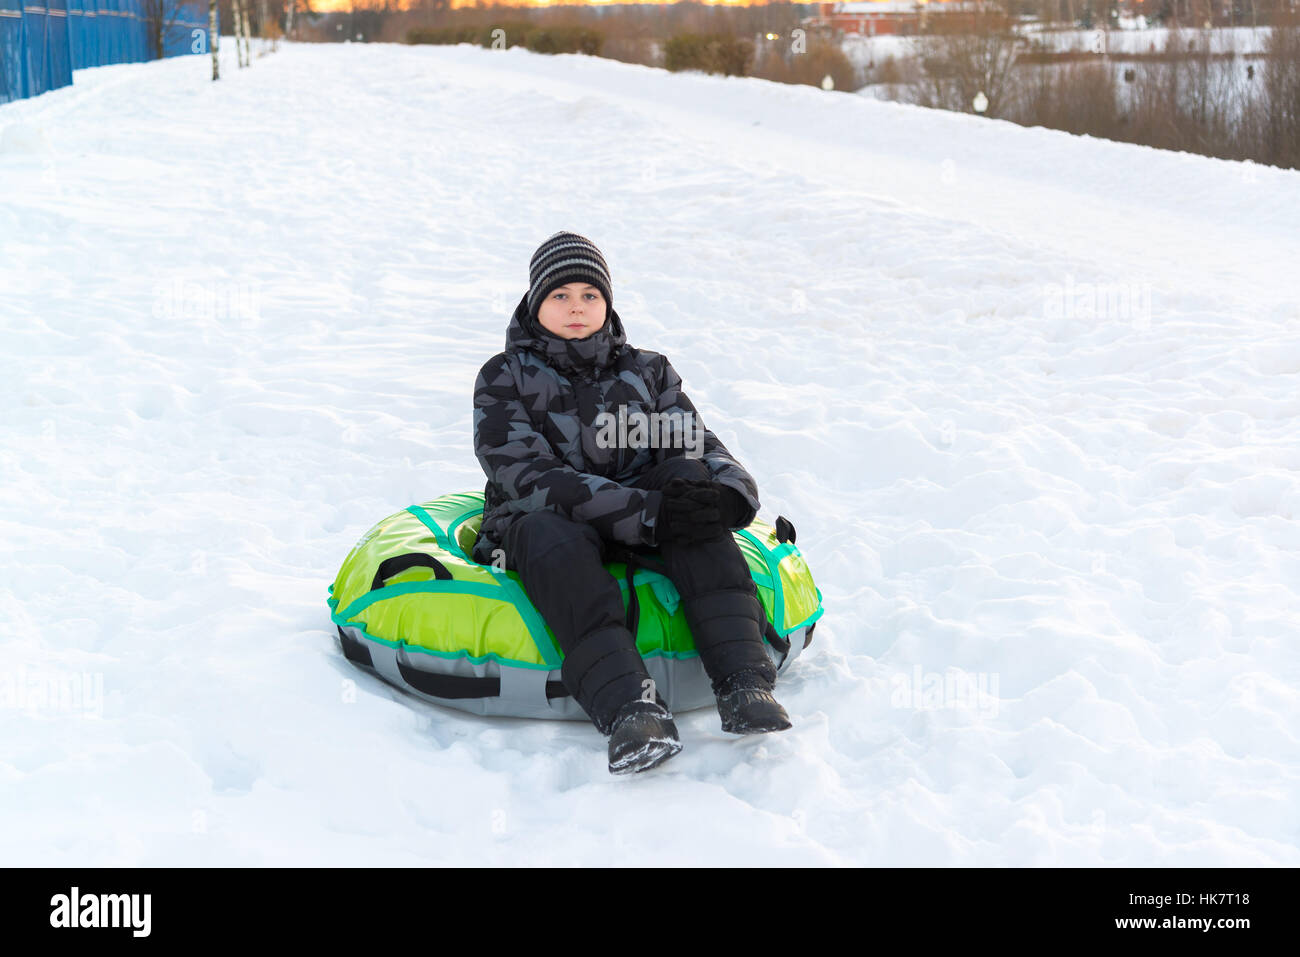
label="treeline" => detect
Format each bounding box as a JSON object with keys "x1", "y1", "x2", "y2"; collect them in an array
[
  {"x1": 999, "y1": 0, "x2": 1299, "y2": 29},
  {"x1": 662, "y1": 33, "x2": 754, "y2": 75},
  {"x1": 293, "y1": 1, "x2": 861, "y2": 92},
  {"x1": 873, "y1": 11, "x2": 1300, "y2": 170},
  {"x1": 408, "y1": 21, "x2": 603, "y2": 56}
]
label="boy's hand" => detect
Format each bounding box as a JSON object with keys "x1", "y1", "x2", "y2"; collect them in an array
[
  {"x1": 712, "y1": 483, "x2": 752, "y2": 530},
  {"x1": 655, "y1": 478, "x2": 724, "y2": 544}
]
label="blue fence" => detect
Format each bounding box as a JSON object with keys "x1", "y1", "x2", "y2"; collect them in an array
[{"x1": 1, "y1": 0, "x2": 214, "y2": 105}]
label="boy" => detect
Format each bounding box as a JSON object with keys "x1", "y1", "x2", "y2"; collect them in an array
[{"x1": 472, "y1": 231, "x2": 790, "y2": 775}]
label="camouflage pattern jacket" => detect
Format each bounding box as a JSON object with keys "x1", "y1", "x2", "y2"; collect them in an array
[{"x1": 470, "y1": 292, "x2": 760, "y2": 566}]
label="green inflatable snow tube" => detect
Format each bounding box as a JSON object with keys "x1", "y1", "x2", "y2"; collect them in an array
[{"x1": 327, "y1": 491, "x2": 824, "y2": 720}]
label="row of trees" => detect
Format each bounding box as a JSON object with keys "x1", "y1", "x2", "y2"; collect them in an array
[
  {"x1": 340, "y1": 1, "x2": 807, "y2": 56},
  {"x1": 408, "y1": 21, "x2": 603, "y2": 55},
  {"x1": 875, "y1": 8, "x2": 1300, "y2": 169},
  {"x1": 1004, "y1": 0, "x2": 1300, "y2": 27},
  {"x1": 141, "y1": 0, "x2": 322, "y2": 70},
  {"x1": 388, "y1": 2, "x2": 857, "y2": 92}
]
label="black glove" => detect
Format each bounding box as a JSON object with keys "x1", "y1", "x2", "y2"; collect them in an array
[
  {"x1": 712, "y1": 483, "x2": 753, "y2": 530},
  {"x1": 654, "y1": 477, "x2": 724, "y2": 545}
]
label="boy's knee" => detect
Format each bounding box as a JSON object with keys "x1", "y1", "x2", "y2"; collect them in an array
[
  {"x1": 514, "y1": 510, "x2": 576, "y2": 538},
  {"x1": 508, "y1": 511, "x2": 602, "y2": 562}
]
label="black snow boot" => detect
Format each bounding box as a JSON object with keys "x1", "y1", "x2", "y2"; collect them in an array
[
  {"x1": 607, "y1": 699, "x2": 683, "y2": 775},
  {"x1": 716, "y1": 669, "x2": 792, "y2": 735}
]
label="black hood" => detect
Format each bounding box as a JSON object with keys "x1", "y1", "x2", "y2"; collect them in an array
[{"x1": 504, "y1": 292, "x2": 627, "y2": 376}]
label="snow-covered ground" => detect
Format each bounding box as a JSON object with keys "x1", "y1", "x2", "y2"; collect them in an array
[{"x1": 2, "y1": 40, "x2": 1298, "y2": 866}]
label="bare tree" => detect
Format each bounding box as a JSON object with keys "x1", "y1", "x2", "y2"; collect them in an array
[
  {"x1": 906, "y1": 4, "x2": 1022, "y2": 116},
  {"x1": 234, "y1": 0, "x2": 250, "y2": 67},
  {"x1": 140, "y1": 0, "x2": 193, "y2": 60},
  {"x1": 210, "y1": 0, "x2": 219, "y2": 79},
  {"x1": 1262, "y1": 12, "x2": 1300, "y2": 166}
]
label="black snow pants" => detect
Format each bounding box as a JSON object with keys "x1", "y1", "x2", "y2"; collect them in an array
[{"x1": 499, "y1": 456, "x2": 777, "y2": 735}]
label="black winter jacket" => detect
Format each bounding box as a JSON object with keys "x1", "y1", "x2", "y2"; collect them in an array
[{"x1": 470, "y1": 292, "x2": 760, "y2": 566}]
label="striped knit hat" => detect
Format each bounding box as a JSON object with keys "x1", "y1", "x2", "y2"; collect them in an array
[{"x1": 526, "y1": 231, "x2": 613, "y2": 326}]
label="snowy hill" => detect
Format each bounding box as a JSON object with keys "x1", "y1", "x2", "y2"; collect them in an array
[{"x1": 1, "y1": 40, "x2": 1298, "y2": 865}]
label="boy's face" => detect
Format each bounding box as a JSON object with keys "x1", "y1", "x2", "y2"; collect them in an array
[{"x1": 536, "y1": 283, "x2": 607, "y2": 340}]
